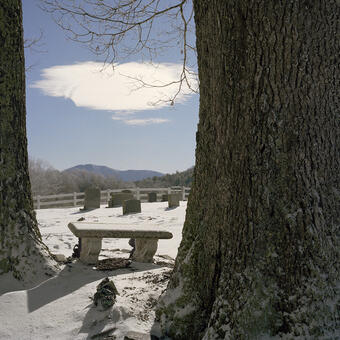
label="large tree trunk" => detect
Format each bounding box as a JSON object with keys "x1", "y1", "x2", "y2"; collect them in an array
[
  {"x1": 0, "y1": 1, "x2": 57, "y2": 282},
  {"x1": 157, "y1": 1, "x2": 339, "y2": 338}
]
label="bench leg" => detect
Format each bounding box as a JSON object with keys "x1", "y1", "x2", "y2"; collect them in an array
[
  {"x1": 132, "y1": 238, "x2": 158, "y2": 263},
  {"x1": 79, "y1": 237, "x2": 102, "y2": 264}
]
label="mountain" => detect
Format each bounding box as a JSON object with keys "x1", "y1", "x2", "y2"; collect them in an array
[
  {"x1": 64, "y1": 164, "x2": 120, "y2": 178},
  {"x1": 63, "y1": 164, "x2": 164, "y2": 182}
]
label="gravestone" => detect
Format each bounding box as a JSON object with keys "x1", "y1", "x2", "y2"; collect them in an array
[
  {"x1": 123, "y1": 199, "x2": 141, "y2": 215},
  {"x1": 161, "y1": 194, "x2": 168, "y2": 202},
  {"x1": 148, "y1": 192, "x2": 157, "y2": 202},
  {"x1": 172, "y1": 191, "x2": 182, "y2": 201},
  {"x1": 168, "y1": 193, "x2": 180, "y2": 208},
  {"x1": 108, "y1": 192, "x2": 134, "y2": 207},
  {"x1": 84, "y1": 187, "x2": 101, "y2": 210}
]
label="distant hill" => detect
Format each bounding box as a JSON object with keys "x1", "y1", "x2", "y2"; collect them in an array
[{"x1": 63, "y1": 164, "x2": 164, "y2": 182}]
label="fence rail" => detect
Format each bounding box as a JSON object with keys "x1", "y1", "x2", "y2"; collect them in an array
[{"x1": 33, "y1": 187, "x2": 190, "y2": 209}]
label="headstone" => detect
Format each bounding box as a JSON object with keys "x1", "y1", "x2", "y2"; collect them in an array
[
  {"x1": 123, "y1": 199, "x2": 141, "y2": 215},
  {"x1": 108, "y1": 192, "x2": 134, "y2": 207},
  {"x1": 148, "y1": 192, "x2": 157, "y2": 202},
  {"x1": 172, "y1": 191, "x2": 182, "y2": 201},
  {"x1": 84, "y1": 187, "x2": 100, "y2": 210},
  {"x1": 161, "y1": 194, "x2": 168, "y2": 202},
  {"x1": 168, "y1": 193, "x2": 180, "y2": 208}
]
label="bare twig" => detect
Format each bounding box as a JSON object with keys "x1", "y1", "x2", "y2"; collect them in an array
[
  {"x1": 40, "y1": 0, "x2": 198, "y2": 104},
  {"x1": 24, "y1": 29, "x2": 47, "y2": 72}
]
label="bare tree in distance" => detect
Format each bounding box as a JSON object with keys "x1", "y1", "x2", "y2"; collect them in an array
[
  {"x1": 40, "y1": 0, "x2": 198, "y2": 105},
  {"x1": 28, "y1": 158, "x2": 128, "y2": 195}
]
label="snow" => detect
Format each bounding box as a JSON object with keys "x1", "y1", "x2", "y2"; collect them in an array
[{"x1": 0, "y1": 202, "x2": 186, "y2": 340}]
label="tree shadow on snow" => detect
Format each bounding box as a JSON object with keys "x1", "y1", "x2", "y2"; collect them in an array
[
  {"x1": 27, "y1": 260, "x2": 158, "y2": 313},
  {"x1": 70, "y1": 208, "x2": 100, "y2": 215},
  {"x1": 164, "y1": 207, "x2": 179, "y2": 211}
]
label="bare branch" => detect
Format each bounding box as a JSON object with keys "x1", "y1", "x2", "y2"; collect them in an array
[
  {"x1": 24, "y1": 29, "x2": 47, "y2": 53},
  {"x1": 24, "y1": 29, "x2": 47, "y2": 72},
  {"x1": 40, "y1": 0, "x2": 198, "y2": 105}
]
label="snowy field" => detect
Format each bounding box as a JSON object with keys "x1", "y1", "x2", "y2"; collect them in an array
[{"x1": 0, "y1": 202, "x2": 187, "y2": 340}]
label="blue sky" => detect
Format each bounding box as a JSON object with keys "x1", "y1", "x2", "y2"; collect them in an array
[{"x1": 22, "y1": 0, "x2": 199, "y2": 174}]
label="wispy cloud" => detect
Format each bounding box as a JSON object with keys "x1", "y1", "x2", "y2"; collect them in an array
[
  {"x1": 31, "y1": 61, "x2": 196, "y2": 112},
  {"x1": 124, "y1": 118, "x2": 170, "y2": 126},
  {"x1": 111, "y1": 115, "x2": 170, "y2": 125}
]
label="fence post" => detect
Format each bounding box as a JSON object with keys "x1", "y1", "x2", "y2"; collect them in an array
[
  {"x1": 182, "y1": 186, "x2": 186, "y2": 201},
  {"x1": 107, "y1": 189, "x2": 111, "y2": 203},
  {"x1": 37, "y1": 195, "x2": 41, "y2": 209},
  {"x1": 168, "y1": 187, "x2": 171, "y2": 195},
  {"x1": 136, "y1": 187, "x2": 140, "y2": 200},
  {"x1": 73, "y1": 192, "x2": 77, "y2": 207}
]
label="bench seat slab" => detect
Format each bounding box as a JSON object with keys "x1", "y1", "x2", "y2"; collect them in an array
[{"x1": 68, "y1": 222, "x2": 172, "y2": 239}]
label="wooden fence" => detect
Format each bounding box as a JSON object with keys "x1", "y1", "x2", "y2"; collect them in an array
[{"x1": 33, "y1": 187, "x2": 191, "y2": 209}]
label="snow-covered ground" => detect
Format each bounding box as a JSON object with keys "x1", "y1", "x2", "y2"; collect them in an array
[{"x1": 0, "y1": 202, "x2": 186, "y2": 340}]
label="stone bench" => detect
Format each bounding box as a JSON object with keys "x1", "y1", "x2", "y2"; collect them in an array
[{"x1": 68, "y1": 222, "x2": 173, "y2": 264}]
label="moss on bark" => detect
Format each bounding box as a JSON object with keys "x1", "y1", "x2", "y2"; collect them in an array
[
  {"x1": 0, "y1": 0, "x2": 57, "y2": 281},
  {"x1": 157, "y1": 1, "x2": 340, "y2": 338}
]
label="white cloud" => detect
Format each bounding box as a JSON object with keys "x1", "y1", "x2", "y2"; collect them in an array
[
  {"x1": 31, "y1": 61, "x2": 197, "y2": 112},
  {"x1": 111, "y1": 115, "x2": 170, "y2": 125},
  {"x1": 124, "y1": 118, "x2": 170, "y2": 126}
]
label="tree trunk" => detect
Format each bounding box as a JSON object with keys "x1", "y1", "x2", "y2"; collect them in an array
[
  {"x1": 0, "y1": 1, "x2": 56, "y2": 282},
  {"x1": 157, "y1": 1, "x2": 339, "y2": 338}
]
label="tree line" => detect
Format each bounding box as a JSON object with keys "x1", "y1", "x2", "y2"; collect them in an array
[
  {"x1": 28, "y1": 158, "x2": 129, "y2": 195},
  {"x1": 135, "y1": 167, "x2": 194, "y2": 188},
  {"x1": 28, "y1": 158, "x2": 194, "y2": 195}
]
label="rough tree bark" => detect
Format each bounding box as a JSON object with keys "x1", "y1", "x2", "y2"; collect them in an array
[
  {"x1": 0, "y1": 1, "x2": 56, "y2": 281},
  {"x1": 157, "y1": 1, "x2": 339, "y2": 338}
]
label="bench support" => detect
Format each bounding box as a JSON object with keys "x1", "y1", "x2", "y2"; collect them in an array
[
  {"x1": 79, "y1": 237, "x2": 102, "y2": 264},
  {"x1": 132, "y1": 238, "x2": 158, "y2": 263},
  {"x1": 77, "y1": 236, "x2": 159, "y2": 264}
]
